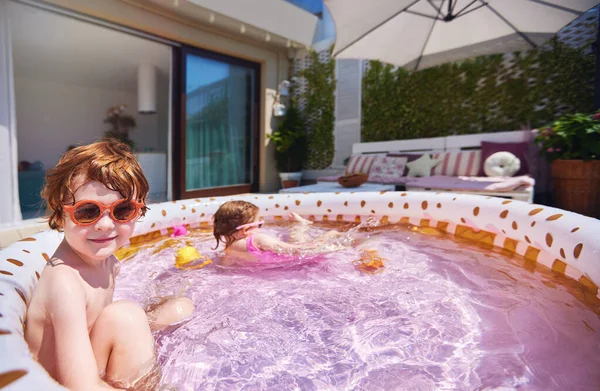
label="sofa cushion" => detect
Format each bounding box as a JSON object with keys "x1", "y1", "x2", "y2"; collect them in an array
[
  {"x1": 368, "y1": 156, "x2": 408, "y2": 183},
  {"x1": 345, "y1": 154, "x2": 382, "y2": 175},
  {"x1": 406, "y1": 154, "x2": 442, "y2": 177},
  {"x1": 479, "y1": 141, "x2": 529, "y2": 176},
  {"x1": 386, "y1": 153, "x2": 422, "y2": 175},
  {"x1": 432, "y1": 150, "x2": 481, "y2": 177}
]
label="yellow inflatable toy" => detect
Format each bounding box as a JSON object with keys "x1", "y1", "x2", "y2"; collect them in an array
[{"x1": 175, "y1": 246, "x2": 213, "y2": 270}]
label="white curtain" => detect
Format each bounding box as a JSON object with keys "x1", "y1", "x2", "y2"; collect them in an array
[{"x1": 0, "y1": 0, "x2": 22, "y2": 224}]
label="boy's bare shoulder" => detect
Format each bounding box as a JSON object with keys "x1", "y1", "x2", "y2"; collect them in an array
[{"x1": 40, "y1": 260, "x2": 85, "y2": 298}]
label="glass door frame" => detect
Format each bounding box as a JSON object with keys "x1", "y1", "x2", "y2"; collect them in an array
[{"x1": 173, "y1": 45, "x2": 261, "y2": 199}]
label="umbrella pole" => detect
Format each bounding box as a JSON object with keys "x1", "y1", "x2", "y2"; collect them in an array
[{"x1": 595, "y1": 5, "x2": 600, "y2": 110}]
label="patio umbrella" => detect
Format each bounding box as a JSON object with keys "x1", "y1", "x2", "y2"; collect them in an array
[{"x1": 324, "y1": 0, "x2": 598, "y2": 71}]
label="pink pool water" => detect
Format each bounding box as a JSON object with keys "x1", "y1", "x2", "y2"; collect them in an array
[{"x1": 115, "y1": 223, "x2": 600, "y2": 391}]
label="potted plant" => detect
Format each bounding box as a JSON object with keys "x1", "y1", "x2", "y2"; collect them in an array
[
  {"x1": 268, "y1": 102, "x2": 307, "y2": 188},
  {"x1": 103, "y1": 104, "x2": 137, "y2": 150},
  {"x1": 534, "y1": 112, "x2": 600, "y2": 217}
]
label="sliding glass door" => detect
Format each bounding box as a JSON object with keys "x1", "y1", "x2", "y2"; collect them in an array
[{"x1": 177, "y1": 46, "x2": 260, "y2": 198}]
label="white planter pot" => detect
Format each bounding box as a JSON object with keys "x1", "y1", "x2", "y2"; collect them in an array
[{"x1": 279, "y1": 172, "x2": 303, "y2": 188}]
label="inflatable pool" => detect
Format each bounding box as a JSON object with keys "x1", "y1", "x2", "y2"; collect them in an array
[{"x1": 1, "y1": 191, "x2": 599, "y2": 389}]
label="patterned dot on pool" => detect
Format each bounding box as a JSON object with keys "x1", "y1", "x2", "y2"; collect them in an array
[
  {"x1": 317, "y1": 201, "x2": 322, "y2": 207},
  {"x1": 546, "y1": 214, "x2": 563, "y2": 221},
  {"x1": 437, "y1": 203, "x2": 442, "y2": 208},
  {"x1": 512, "y1": 221, "x2": 518, "y2": 230},
  {"x1": 0, "y1": 370, "x2": 29, "y2": 387},
  {"x1": 421, "y1": 201, "x2": 428, "y2": 210},
  {"x1": 524, "y1": 235, "x2": 531, "y2": 243},
  {"x1": 560, "y1": 248, "x2": 566, "y2": 258},
  {"x1": 388, "y1": 202, "x2": 394, "y2": 208},
  {"x1": 181, "y1": 205, "x2": 186, "y2": 210},
  {"x1": 161, "y1": 210, "x2": 167, "y2": 217},
  {"x1": 295, "y1": 200, "x2": 301, "y2": 206},
  {"x1": 6, "y1": 259, "x2": 23, "y2": 267},
  {"x1": 500, "y1": 210, "x2": 509, "y2": 218},
  {"x1": 574, "y1": 243, "x2": 583, "y2": 259},
  {"x1": 404, "y1": 203, "x2": 409, "y2": 209},
  {"x1": 361, "y1": 201, "x2": 366, "y2": 207},
  {"x1": 529, "y1": 208, "x2": 543, "y2": 216},
  {"x1": 546, "y1": 233, "x2": 553, "y2": 247},
  {"x1": 473, "y1": 207, "x2": 480, "y2": 216},
  {"x1": 571, "y1": 227, "x2": 580, "y2": 233}
]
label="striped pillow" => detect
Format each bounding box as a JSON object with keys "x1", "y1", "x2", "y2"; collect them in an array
[
  {"x1": 345, "y1": 154, "x2": 381, "y2": 175},
  {"x1": 432, "y1": 150, "x2": 481, "y2": 177}
]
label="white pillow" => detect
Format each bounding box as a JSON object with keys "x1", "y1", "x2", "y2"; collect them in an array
[
  {"x1": 484, "y1": 151, "x2": 521, "y2": 177},
  {"x1": 406, "y1": 154, "x2": 442, "y2": 177}
]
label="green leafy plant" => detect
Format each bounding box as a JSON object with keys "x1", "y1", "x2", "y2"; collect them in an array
[
  {"x1": 301, "y1": 49, "x2": 336, "y2": 169},
  {"x1": 103, "y1": 104, "x2": 136, "y2": 150},
  {"x1": 534, "y1": 112, "x2": 600, "y2": 161},
  {"x1": 268, "y1": 103, "x2": 307, "y2": 172}
]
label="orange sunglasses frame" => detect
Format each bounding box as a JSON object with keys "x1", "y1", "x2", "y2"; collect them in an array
[{"x1": 63, "y1": 199, "x2": 144, "y2": 226}]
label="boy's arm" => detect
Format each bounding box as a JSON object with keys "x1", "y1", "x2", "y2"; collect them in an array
[{"x1": 46, "y1": 269, "x2": 117, "y2": 391}]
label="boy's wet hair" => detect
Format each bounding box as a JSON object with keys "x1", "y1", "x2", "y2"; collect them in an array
[
  {"x1": 42, "y1": 139, "x2": 150, "y2": 230},
  {"x1": 212, "y1": 200, "x2": 259, "y2": 249}
]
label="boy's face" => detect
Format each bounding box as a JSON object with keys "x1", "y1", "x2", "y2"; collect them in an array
[{"x1": 62, "y1": 177, "x2": 138, "y2": 266}]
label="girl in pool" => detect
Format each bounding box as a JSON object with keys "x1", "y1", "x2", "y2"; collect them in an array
[
  {"x1": 212, "y1": 200, "x2": 340, "y2": 265},
  {"x1": 25, "y1": 140, "x2": 194, "y2": 391}
]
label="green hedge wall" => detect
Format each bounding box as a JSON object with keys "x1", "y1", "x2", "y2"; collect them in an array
[
  {"x1": 301, "y1": 50, "x2": 336, "y2": 170},
  {"x1": 362, "y1": 39, "x2": 595, "y2": 142}
]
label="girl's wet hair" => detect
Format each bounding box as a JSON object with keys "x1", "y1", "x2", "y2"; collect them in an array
[
  {"x1": 212, "y1": 200, "x2": 259, "y2": 249},
  {"x1": 42, "y1": 139, "x2": 149, "y2": 230}
]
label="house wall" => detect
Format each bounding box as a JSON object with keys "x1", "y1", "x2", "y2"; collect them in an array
[
  {"x1": 38, "y1": 0, "x2": 289, "y2": 194},
  {"x1": 14, "y1": 77, "x2": 165, "y2": 170}
]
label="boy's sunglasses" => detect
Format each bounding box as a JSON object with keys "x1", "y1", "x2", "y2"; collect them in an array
[
  {"x1": 236, "y1": 221, "x2": 264, "y2": 231},
  {"x1": 63, "y1": 199, "x2": 144, "y2": 226}
]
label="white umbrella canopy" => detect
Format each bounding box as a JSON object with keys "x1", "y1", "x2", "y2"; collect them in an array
[{"x1": 325, "y1": 0, "x2": 598, "y2": 70}]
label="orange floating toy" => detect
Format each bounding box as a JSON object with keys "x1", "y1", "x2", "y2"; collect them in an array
[{"x1": 353, "y1": 249, "x2": 386, "y2": 274}]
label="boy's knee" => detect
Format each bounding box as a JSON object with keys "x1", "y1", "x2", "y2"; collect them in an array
[{"x1": 102, "y1": 300, "x2": 149, "y2": 328}]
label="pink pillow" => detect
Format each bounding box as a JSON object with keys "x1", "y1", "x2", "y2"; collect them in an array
[
  {"x1": 479, "y1": 141, "x2": 530, "y2": 176},
  {"x1": 368, "y1": 156, "x2": 408, "y2": 183},
  {"x1": 386, "y1": 153, "x2": 422, "y2": 176}
]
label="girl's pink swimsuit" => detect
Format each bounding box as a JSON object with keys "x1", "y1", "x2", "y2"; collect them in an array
[{"x1": 246, "y1": 235, "x2": 323, "y2": 265}]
